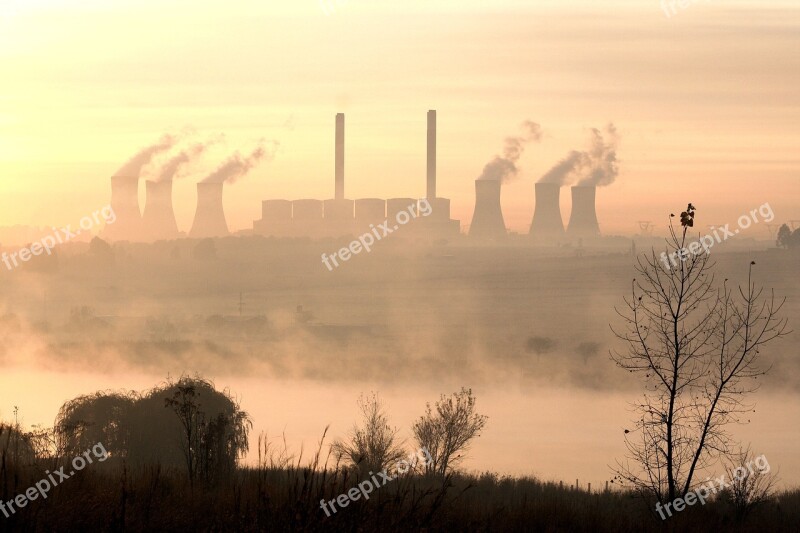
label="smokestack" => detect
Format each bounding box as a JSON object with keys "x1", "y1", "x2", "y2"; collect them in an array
[
  {"x1": 529, "y1": 183, "x2": 565, "y2": 240},
  {"x1": 427, "y1": 110, "x2": 436, "y2": 198},
  {"x1": 567, "y1": 186, "x2": 600, "y2": 238},
  {"x1": 103, "y1": 175, "x2": 141, "y2": 241},
  {"x1": 142, "y1": 180, "x2": 179, "y2": 241},
  {"x1": 469, "y1": 180, "x2": 506, "y2": 239},
  {"x1": 335, "y1": 113, "x2": 344, "y2": 200},
  {"x1": 189, "y1": 182, "x2": 229, "y2": 238}
]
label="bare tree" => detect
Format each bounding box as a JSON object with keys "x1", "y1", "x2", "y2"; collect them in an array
[
  {"x1": 412, "y1": 387, "x2": 488, "y2": 478},
  {"x1": 331, "y1": 393, "x2": 405, "y2": 475},
  {"x1": 610, "y1": 204, "x2": 788, "y2": 505},
  {"x1": 722, "y1": 446, "x2": 778, "y2": 521}
]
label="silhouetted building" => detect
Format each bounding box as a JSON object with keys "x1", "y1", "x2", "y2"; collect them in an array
[
  {"x1": 469, "y1": 180, "x2": 506, "y2": 239},
  {"x1": 529, "y1": 183, "x2": 565, "y2": 242},
  {"x1": 142, "y1": 180, "x2": 179, "y2": 241},
  {"x1": 190, "y1": 182, "x2": 229, "y2": 238},
  {"x1": 567, "y1": 186, "x2": 600, "y2": 238}
]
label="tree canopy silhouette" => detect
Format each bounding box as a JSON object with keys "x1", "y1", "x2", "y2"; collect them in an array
[{"x1": 55, "y1": 376, "x2": 251, "y2": 482}]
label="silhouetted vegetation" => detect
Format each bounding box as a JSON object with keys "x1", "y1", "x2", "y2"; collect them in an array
[
  {"x1": 776, "y1": 223, "x2": 800, "y2": 249},
  {"x1": 1, "y1": 378, "x2": 799, "y2": 531},
  {"x1": 55, "y1": 376, "x2": 251, "y2": 483},
  {"x1": 412, "y1": 387, "x2": 488, "y2": 479},
  {"x1": 330, "y1": 393, "x2": 405, "y2": 476},
  {"x1": 611, "y1": 205, "x2": 787, "y2": 504}
]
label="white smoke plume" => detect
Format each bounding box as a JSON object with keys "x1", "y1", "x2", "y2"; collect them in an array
[
  {"x1": 478, "y1": 120, "x2": 542, "y2": 182},
  {"x1": 157, "y1": 135, "x2": 225, "y2": 182},
  {"x1": 538, "y1": 123, "x2": 619, "y2": 187},
  {"x1": 114, "y1": 134, "x2": 178, "y2": 178},
  {"x1": 157, "y1": 143, "x2": 205, "y2": 182},
  {"x1": 538, "y1": 150, "x2": 589, "y2": 185},
  {"x1": 201, "y1": 140, "x2": 279, "y2": 184},
  {"x1": 577, "y1": 123, "x2": 619, "y2": 187}
]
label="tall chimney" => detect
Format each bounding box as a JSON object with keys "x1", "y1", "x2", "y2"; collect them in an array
[
  {"x1": 103, "y1": 175, "x2": 141, "y2": 241},
  {"x1": 427, "y1": 110, "x2": 436, "y2": 199},
  {"x1": 469, "y1": 180, "x2": 506, "y2": 239},
  {"x1": 335, "y1": 113, "x2": 344, "y2": 200},
  {"x1": 189, "y1": 182, "x2": 229, "y2": 238},
  {"x1": 529, "y1": 183, "x2": 565, "y2": 240},
  {"x1": 142, "y1": 180, "x2": 179, "y2": 241},
  {"x1": 567, "y1": 185, "x2": 600, "y2": 238}
]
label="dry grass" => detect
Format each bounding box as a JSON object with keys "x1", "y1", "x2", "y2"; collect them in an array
[{"x1": 1, "y1": 424, "x2": 798, "y2": 532}]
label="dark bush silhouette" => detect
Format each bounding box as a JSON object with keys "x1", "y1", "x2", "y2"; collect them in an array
[
  {"x1": 55, "y1": 377, "x2": 251, "y2": 482},
  {"x1": 776, "y1": 223, "x2": 800, "y2": 249},
  {"x1": 526, "y1": 335, "x2": 557, "y2": 355}
]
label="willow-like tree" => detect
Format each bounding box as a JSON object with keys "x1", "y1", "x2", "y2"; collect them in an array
[{"x1": 611, "y1": 204, "x2": 788, "y2": 505}]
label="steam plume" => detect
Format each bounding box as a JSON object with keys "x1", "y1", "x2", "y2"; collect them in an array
[
  {"x1": 201, "y1": 141, "x2": 278, "y2": 184},
  {"x1": 538, "y1": 123, "x2": 619, "y2": 187},
  {"x1": 114, "y1": 134, "x2": 177, "y2": 178},
  {"x1": 478, "y1": 120, "x2": 542, "y2": 182},
  {"x1": 577, "y1": 123, "x2": 619, "y2": 187},
  {"x1": 538, "y1": 150, "x2": 588, "y2": 185},
  {"x1": 158, "y1": 143, "x2": 205, "y2": 182},
  {"x1": 157, "y1": 135, "x2": 224, "y2": 182}
]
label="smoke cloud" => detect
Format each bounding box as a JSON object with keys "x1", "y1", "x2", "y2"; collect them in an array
[
  {"x1": 478, "y1": 120, "x2": 542, "y2": 182},
  {"x1": 201, "y1": 141, "x2": 279, "y2": 184},
  {"x1": 577, "y1": 124, "x2": 619, "y2": 187},
  {"x1": 157, "y1": 135, "x2": 224, "y2": 182},
  {"x1": 157, "y1": 143, "x2": 206, "y2": 182},
  {"x1": 114, "y1": 134, "x2": 178, "y2": 178},
  {"x1": 538, "y1": 123, "x2": 619, "y2": 187},
  {"x1": 538, "y1": 150, "x2": 588, "y2": 185}
]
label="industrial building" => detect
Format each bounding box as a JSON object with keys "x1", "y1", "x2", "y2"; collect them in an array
[
  {"x1": 252, "y1": 111, "x2": 461, "y2": 239},
  {"x1": 100, "y1": 112, "x2": 605, "y2": 244},
  {"x1": 102, "y1": 175, "x2": 142, "y2": 242}
]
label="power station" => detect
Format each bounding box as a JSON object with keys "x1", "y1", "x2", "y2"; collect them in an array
[
  {"x1": 567, "y1": 186, "x2": 601, "y2": 238},
  {"x1": 190, "y1": 182, "x2": 229, "y2": 239},
  {"x1": 252, "y1": 110, "x2": 460, "y2": 239},
  {"x1": 142, "y1": 180, "x2": 179, "y2": 241},
  {"x1": 102, "y1": 175, "x2": 142, "y2": 242},
  {"x1": 468, "y1": 180, "x2": 507, "y2": 239},
  {"x1": 99, "y1": 112, "x2": 606, "y2": 243},
  {"x1": 529, "y1": 182, "x2": 565, "y2": 241}
]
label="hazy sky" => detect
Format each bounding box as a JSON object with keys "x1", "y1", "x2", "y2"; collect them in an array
[{"x1": 0, "y1": 0, "x2": 798, "y2": 235}]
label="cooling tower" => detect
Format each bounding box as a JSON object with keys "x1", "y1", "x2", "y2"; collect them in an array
[
  {"x1": 262, "y1": 199, "x2": 292, "y2": 221},
  {"x1": 567, "y1": 186, "x2": 600, "y2": 238},
  {"x1": 335, "y1": 113, "x2": 345, "y2": 200},
  {"x1": 141, "y1": 180, "x2": 179, "y2": 241},
  {"x1": 103, "y1": 175, "x2": 141, "y2": 241},
  {"x1": 189, "y1": 182, "x2": 229, "y2": 238},
  {"x1": 355, "y1": 199, "x2": 386, "y2": 224},
  {"x1": 292, "y1": 199, "x2": 323, "y2": 221},
  {"x1": 427, "y1": 110, "x2": 436, "y2": 199},
  {"x1": 529, "y1": 183, "x2": 565, "y2": 240},
  {"x1": 469, "y1": 180, "x2": 506, "y2": 239}
]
